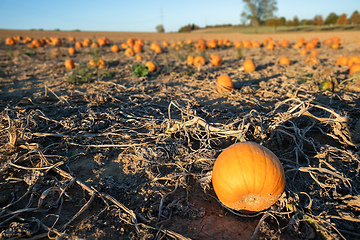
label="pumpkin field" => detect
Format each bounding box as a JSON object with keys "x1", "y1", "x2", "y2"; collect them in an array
[{"x1": 1, "y1": 29, "x2": 360, "y2": 239}]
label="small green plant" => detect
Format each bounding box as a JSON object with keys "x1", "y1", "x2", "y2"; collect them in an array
[
  {"x1": 132, "y1": 64, "x2": 149, "y2": 77},
  {"x1": 98, "y1": 71, "x2": 115, "y2": 78},
  {"x1": 298, "y1": 73, "x2": 313, "y2": 84},
  {"x1": 89, "y1": 47, "x2": 101, "y2": 61},
  {"x1": 237, "y1": 48, "x2": 243, "y2": 58},
  {"x1": 66, "y1": 65, "x2": 95, "y2": 84}
]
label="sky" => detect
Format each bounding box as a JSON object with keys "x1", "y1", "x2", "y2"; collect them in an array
[{"x1": 0, "y1": 0, "x2": 358, "y2": 32}]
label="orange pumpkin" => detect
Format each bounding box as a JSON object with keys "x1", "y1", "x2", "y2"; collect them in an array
[
  {"x1": 349, "y1": 63, "x2": 360, "y2": 74},
  {"x1": 310, "y1": 49, "x2": 318, "y2": 56},
  {"x1": 111, "y1": 44, "x2": 120, "y2": 52},
  {"x1": 5, "y1": 37, "x2": 16, "y2": 45},
  {"x1": 299, "y1": 48, "x2": 307, "y2": 55},
  {"x1": 278, "y1": 56, "x2": 290, "y2": 65},
  {"x1": 212, "y1": 142, "x2": 285, "y2": 212},
  {"x1": 133, "y1": 43, "x2": 143, "y2": 53},
  {"x1": 75, "y1": 41, "x2": 83, "y2": 48},
  {"x1": 336, "y1": 56, "x2": 349, "y2": 66},
  {"x1": 243, "y1": 59, "x2": 256, "y2": 72},
  {"x1": 145, "y1": 61, "x2": 156, "y2": 72},
  {"x1": 194, "y1": 56, "x2": 205, "y2": 67},
  {"x1": 186, "y1": 55, "x2": 195, "y2": 65},
  {"x1": 97, "y1": 59, "x2": 106, "y2": 69},
  {"x1": 216, "y1": 75, "x2": 233, "y2": 92},
  {"x1": 348, "y1": 56, "x2": 360, "y2": 66},
  {"x1": 210, "y1": 54, "x2": 222, "y2": 67},
  {"x1": 88, "y1": 59, "x2": 97, "y2": 68},
  {"x1": 83, "y1": 38, "x2": 92, "y2": 47},
  {"x1": 68, "y1": 47, "x2": 76, "y2": 55},
  {"x1": 125, "y1": 48, "x2": 134, "y2": 56},
  {"x1": 65, "y1": 59, "x2": 75, "y2": 69},
  {"x1": 135, "y1": 54, "x2": 143, "y2": 61}
]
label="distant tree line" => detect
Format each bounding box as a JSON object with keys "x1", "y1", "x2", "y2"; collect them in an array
[{"x1": 264, "y1": 11, "x2": 360, "y2": 29}]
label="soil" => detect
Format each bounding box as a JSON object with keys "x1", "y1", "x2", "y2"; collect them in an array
[{"x1": 1, "y1": 29, "x2": 360, "y2": 240}]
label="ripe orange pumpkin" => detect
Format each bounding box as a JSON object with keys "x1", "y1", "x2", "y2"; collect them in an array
[
  {"x1": 243, "y1": 59, "x2": 256, "y2": 72},
  {"x1": 5, "y1": 37, "x2": 16, "y2": 45},
  {"x1": 145, "y1": 61, "x2": 156, "y2": 72},
  {"x1": 125, "y1": 48, "x2": 134, "y2": 56},
  {"x1": 212, "y1": 142, "x2": 285, "y2": 212},
  {"x1": 210, "y1": 54, "x2": 222, "y2": 67},
  {"x1": 349, "y1": 63, "x2": 360, "y2": 74},
  {"x1": 88, "y1": 59, "x2": 97, "y2": 68},
  {"x1": 75, "y1": 41, "x2": 83, "y2": 48},
  {"x1": 133, "y1": 43, "x2": 143, "y2": 53},
  {"x1": 65, "y1": 59, "x2": 75, "y2": 69},
  {"x1": 97, "y1": 59, "x2": 106, "y2": 69},
  {"x1": 186, "y1": 55, "x2": 195, "y2": 65},
  {"x1": 135, "y1": 54, "x2": 143, "y2": 61},
  {"x1": 216, "y1": 75, "x2": 233, "y2": 92},
  {"x1": 299, "y1": 48, "x2": 307, "y2": 55},
  {"x1": 336, "y1": 56, "x2": 349, "y2": 66},
  {"x1": 348, "y1": 56, "x2": 360, "y2": 66},
  {"x1": 278, "y1": 56, "x2": 290, "y2": 65},
  {"x1": 194, "y1": 56, "x2": 205, "y2": 67},
  {"x1": 310, "y1": 49, "x2": 318, "y2": 56},
  {"x1": 111, "y1": 44, "x2": 120, "y2": 52},
  {"x1": 68, "y1": 47, "x2": 76, "y2": 55}
]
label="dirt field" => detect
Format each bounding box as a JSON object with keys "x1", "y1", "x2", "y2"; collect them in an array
[{"x1": 1, "y1": 29, "x2": 360, "y2": 240}]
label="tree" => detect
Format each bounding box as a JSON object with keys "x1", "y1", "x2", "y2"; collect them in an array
[
  {"x1": 279, "y1": 17, "x2": 286, "y2": 26},
  {"x1": 336, "y1": 13, "x2": 348, "y2": 25},
  {"x1": 241, "y1": 0, "x2": 278, "y2": 33},
  {"x1": 325, "y1": 12, "x2": 339, "y2": 25},
  {"x1": 293, "y1": 16, "x2": 300, "y2": 27},
  {"x1": 349, "y1": 10, "x2": 360, "y2": 24},
  {"x1": 313, "y1": 15, "x2": 324, "y2": 26},
  {"x1": 156, "y1": 24, "x2": 165, "y2": 33},
  {"x1": 265, "y1": 17, "x2": 280, "y2": 32}
]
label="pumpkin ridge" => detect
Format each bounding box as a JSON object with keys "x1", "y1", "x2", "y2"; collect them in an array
[
  {"x1": 236, "y1": 144, "x2": 250, "y2": 194},
  {"x1": 258, "y1": 147, "x2": 268, "y2": 194}
]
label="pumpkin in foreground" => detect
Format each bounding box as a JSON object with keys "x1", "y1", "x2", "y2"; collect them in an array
[{"x1": 212, "y1": 142, "x2": 285, "y2": 212}]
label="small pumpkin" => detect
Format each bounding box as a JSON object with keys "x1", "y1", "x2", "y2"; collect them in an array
[
  {"x1": 88, "y1": 59, "x2": 97, "y2": 68},
  {"x1": 212, "y1": 142, "x2": 285, "y2": 212},
  {"x1": 135, "y1": 54, "x2": 143, "y2": 61},
  {"x1": 133, "y1": 43, "x2": 143, "y2": 53},
  {"x1": 348, "y1": 56, "x2": 360, "y2": 66},
  {"x1": 65, "y1": 59, "x2": 75, "y2": 69},
  {"x1": 145, "y1": 61, "x2": 156, "y2": 72},
  {"x1": 186, "y1": 55, "x2": 195, "y2": 65},
  {"x1": 310, "y1": 49, "x2": 318, "y2": 56},
  {"x1": 278, "y1": 56, "x2": 290, "y2": 65},
  {"x1": 68, "y1": 47, "x2": 76, "y2": 55},
  {"x1": 319, "y1": 80, "x2": 333, "y2": 91},
  {"x1": 349, "y1": 63, "x2": 360, "y2": 74},
  {"x1": 5, "y1": 37, "x2": 16, "y2": 45},
  {"x1": 210, "y1": 54, "x2": 222, "y2": 67},
  {"x1": 111, "y1": 44, "x2": 120, "y2": 52},
  {"x1": 193, "y1": 56, "x2": 205, "y2": 67},
  {"x1": 243, "y1": 59, "x2": 256, "y2": 72},
  {"x1": 216, "y1": 75, "x2": 233, "y2": 92},
  {"x1": 97, "y1": 59, "x2": 106, "y2": 69},
  {"x1": 299, "y1": 48, "x2": 307, "y2": 55},
  {"x1": 125, "y1": 48, "x2": 134, "y2": 56},
  {"x1": 75, "y1": 41, "x2": 83, "y2": 48},
  {"x1": 336, "y1": 56, "x2": 349, "y2": 66}
]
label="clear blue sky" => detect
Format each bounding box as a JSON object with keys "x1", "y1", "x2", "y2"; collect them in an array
[{"x1": 0, "y1": 0, "x2": 358, "y2": 32}]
